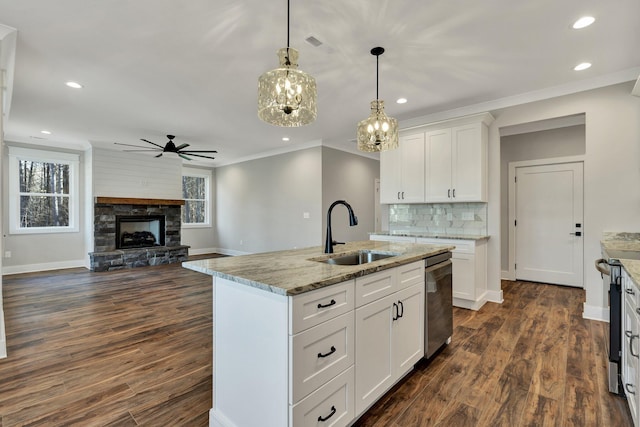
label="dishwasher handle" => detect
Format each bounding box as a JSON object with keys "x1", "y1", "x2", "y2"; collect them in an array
[
  {"x1": 595, "y1": 258, "x2": 610, "y2": 278},
  {"x1": 425, "y1": 259, "x2": 452, "y2": 274}
]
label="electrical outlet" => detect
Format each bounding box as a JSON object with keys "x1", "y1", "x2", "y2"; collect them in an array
[
  {"x1": 303, "y1": 212, "x2": 310, "y2": 219},
  {"x1": 239, "y1": 240, "x2": 243, "y2": 245},
  {"x1": 4, "y1": 251, "x2": 11, "y2": 258}
]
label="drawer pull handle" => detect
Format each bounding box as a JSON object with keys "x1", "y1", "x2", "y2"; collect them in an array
[
  {"x1": 317, "y1": 346, "x2": 336, "y2": 358},
  {"x1": 626, "y1": 288, "x2": 636, "y2": 295},
  {"x1": 626, "y1": 383, "x2": 636, "y2": 395},
  {"x1": 636, "y1": 307, "x2": 640, "y2": 316},
  {"x1": 318, "y1": 405, "x2": 336, "y2": 422},
  {"x1": 392, "y1": 302, "x2": 398, "y2": 321},
  {"x1": 398, "y1": 300, "x2": 404, "y2": 318},
  {"x1": 317, "y1": 299, "x2": 336, "y2": 309}
]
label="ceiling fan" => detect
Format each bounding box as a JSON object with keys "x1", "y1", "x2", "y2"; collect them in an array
[{"x1": 115, "y1": 135, "x2": 217, "y2": 160}]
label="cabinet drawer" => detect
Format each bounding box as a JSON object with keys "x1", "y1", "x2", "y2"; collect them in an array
[
  {"x1": 369, "y1": 234, "x2": 417, "y2": 243},
  {"x1": 397, "y1": 260, "x2": 424, "y2": 290},
  {"x1": 355, "y1": 269, "x2": 396, "y2": 307},
  {"x1": 290, "y1": 312, "x2": 355, "y2": 404},
  {"x1": 416, "y1": 237, "x2": 474, "y2": 254},
  {"x1": 290, "y1": 280, "x2": 354, "y2": 335},
  {"x1": 291, "y1": 366, "x2": 354, "y2": 427}
]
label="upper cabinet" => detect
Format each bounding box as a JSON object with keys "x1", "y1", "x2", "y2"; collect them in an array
[
  {"x1": 379, "y1": 113, "x2": 493, "y2": 204},
  {"x1": 425, "y1": 122, "x2": 488, "y2": 202},
  {"x1": 380, "y1": 133, "x2": 425, "y2": 204}
]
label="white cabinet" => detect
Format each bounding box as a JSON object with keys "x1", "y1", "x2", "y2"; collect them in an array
[
  {"x1": 416, "y1": 237, "x2": 487, "y2": 310},
  {"x1": 380, "y1": 133, "x2": 425, "y2": 203},
  {"x1": 209, "y1": 261, "x2": 427, "y2": 427},
  {"x1": 622, "y1": 268, "x2": 640, "y2": 427},
  {"x1": 354, "y1": 261, "x2": 424, "y2": 416},
  {"x1": 425, "y1": 122, "x2": 488, "y2": 202}
]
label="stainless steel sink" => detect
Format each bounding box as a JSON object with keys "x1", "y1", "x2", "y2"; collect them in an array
[{"x1": 313, "y1": 250, "x2": 398, "y2": 266}]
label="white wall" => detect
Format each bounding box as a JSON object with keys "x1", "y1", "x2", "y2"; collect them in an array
[
  {"x1": 500, "y1": 124, "x2": 586, "y2": 270},
  {"x1": 487, "y1": 81, "x2": 640, "y2": 321},
  {"x1": 215, "y1": 147, "x2": 323, "y2": 254},
  {"x1": 321, "y1": 147, "x2": 380, "y2": 245}
]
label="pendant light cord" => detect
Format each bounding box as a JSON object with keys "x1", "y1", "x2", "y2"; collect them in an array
[
  {"x1": 285, "y1": 0, "x2": 291, "y2": 65},
  {"x1": 376, "y1": 53, "x2": 379, "y2": 100}
]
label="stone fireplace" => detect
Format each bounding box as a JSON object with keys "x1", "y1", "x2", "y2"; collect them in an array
[{"x1": 89, "y1": 197, "x2": 189, "y2": 271}]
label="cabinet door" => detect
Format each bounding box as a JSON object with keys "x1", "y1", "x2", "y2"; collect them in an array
[
  {"x1": 451, "y1": 123, "x2": 486, "y2": 202},
  {"x1": 425, "y1": 128, "x2": 452, "y2": 202},
  {"x1": 393, "y1": 283, "x2": 425, "y2": 377},
  {"x1": 399, "y1": 133, "x2": 425, "y2": 203},
  {"x1": 355, "y1": 294, "x2": 395, "y2": 415},
  {"x1": 623, "y1": 293, "x2": 639, "y2": 426},
  {"x1": 451, "y1": 252, "x2": 475, "y2": 300},
  {"x1": 380, "y1": 146, "x2": 402, "y2": 204}
]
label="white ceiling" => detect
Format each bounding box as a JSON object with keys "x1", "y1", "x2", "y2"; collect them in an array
[{"x1": 1, "y1": 0, "x2": 639, "y2": 166}]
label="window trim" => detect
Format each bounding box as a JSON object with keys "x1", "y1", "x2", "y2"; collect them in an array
[
  {"x1": 181, "y1": 168, "x2": 211, "y2": 228},
  {"x1": 8, "y1": 146, "x2": 80, "y2": 234}
]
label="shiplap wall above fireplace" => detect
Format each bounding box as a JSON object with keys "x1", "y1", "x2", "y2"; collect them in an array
[{"x1": 92, "y1": 148, "x2": 182, "y2": 199}]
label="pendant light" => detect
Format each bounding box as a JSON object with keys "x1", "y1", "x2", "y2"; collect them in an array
[
  {"x1": 357, "y1": 47, "x2": 398, "y2": 152},
  {"x1": 258, "y1": 0, "x2": 317, "y2": 127}
]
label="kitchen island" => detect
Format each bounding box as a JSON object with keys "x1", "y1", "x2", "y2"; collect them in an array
[{"x1": 183, "y1": 241, "x2": 453, "y2": 427}]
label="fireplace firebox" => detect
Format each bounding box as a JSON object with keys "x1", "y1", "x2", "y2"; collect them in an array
[{"x1": 116, "y1": 215, "x2": 165, "y2": 249}]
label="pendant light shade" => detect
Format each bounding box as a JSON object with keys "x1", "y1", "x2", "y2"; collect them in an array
[
  {"x1": 357, "y1": 47, "x2": 398, "y2": 152},
  {"x1": 258, "y1": 0, "x2": 317, "y2": 127}
]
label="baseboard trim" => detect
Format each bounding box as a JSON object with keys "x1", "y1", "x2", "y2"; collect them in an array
[
  {"x1": 486, "y1": 289, "x2": 504, "y2": 304},
  {"x1": 0, "y1": 308, "x2": 6, "y2": 359},
  {"x1": 501, "y1": 270, "x2": 513, "y2": 280},
  {"x1": 2, "y1": 259, "x2": 86, "y2": 275},
  {"x1": 189, "y1": 247, "x2": 220, "y2": 256},
  {"x1": 583, "y1": 303, "x2": 609, "y2": 322},
  {"x1": 214, "y1": 248, "x2": 252, "y2": 257}
]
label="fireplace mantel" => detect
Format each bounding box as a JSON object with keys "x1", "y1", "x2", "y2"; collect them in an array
[{"x1": 95, "y1": 197, "x2": 185, "y2": 206}]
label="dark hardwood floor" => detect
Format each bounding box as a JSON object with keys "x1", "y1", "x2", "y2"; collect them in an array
[{"x1": 0, "y1": 259, "x2": 633, "y2": 426}]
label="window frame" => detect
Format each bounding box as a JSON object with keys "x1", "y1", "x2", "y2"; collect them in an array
[
  {"x1": 8, "y1": 146, "x2": 80, "y2": 234},
  {"x1": 181, "y1": 168, "x2": 211, "y2": 228}
]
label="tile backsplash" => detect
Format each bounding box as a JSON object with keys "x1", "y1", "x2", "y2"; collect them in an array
[{"x1": 388, "y1": 203, "x2": 487, "y2": 236}]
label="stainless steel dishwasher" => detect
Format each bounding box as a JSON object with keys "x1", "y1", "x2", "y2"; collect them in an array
[{"x1": 424, "y1": 251, "x2": 453, "y2": 358}]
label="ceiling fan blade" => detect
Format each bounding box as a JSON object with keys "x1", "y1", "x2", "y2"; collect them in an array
[
  {"x1": 179, "y1": 150, "x2": 218, "y2": 154},
  {"x1": 175, "y1": 143, "x2": 190, "y2": 150},
  {"x1": 123, "y1": 149, "x2": 162, "y2": 152},
  {"x1": 183, "y1": 152, "x2": 216, "y2": 160},
  {"x1": 155, "y1": 153, "x2": 163, "y2": 158},
  {"x1": 178, "y1": 154, "x2": 192, "y2": 161},
  {"x1": 141, "y1": 138, "x2": 166, "y2": 149},
  {"x1": 114, "y1": 142, "x2": 156, "y2": 149}
]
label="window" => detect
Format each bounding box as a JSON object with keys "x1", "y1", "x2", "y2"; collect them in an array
[
  {"x1": 8, "y1": 146, "x2": 80, "y2": 234},
  {"x1": 182, "y1": 169, "x2": 210, "y2": 227}
]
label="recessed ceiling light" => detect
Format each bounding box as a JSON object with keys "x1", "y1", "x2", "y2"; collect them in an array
[
  {"x1": 396, "y1": 98, "x2": 407, "y2": 104},
  {"x1": 573, "y1": 16, "x2": 595, "y2": 29},
  {"x1": 282, "y1": 137, "x2": 290, "y2": 142},
  {"x1": 65, "y1": 81, "x2": 83, "y2": 89},
  {"x1": 40, "y1": 130, "x2": 51, "y2": 135},
  {"x1": 574, "y1": 62, "x2": 592, "y2": 71}
]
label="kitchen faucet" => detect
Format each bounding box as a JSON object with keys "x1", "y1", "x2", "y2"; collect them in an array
[{"x1": 324, "y1": 200, "x2": 358, "y2": 253}]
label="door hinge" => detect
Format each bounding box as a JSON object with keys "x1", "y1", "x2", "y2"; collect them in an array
[
  {"x1": 514, "y1": 220, "x2": 517, "y2": 226},
  {"x1": 515, "y1": 263, "x2": 517, "y2": 270},
  {"x1": 515, "y1": 176, "x2": 517, "y2": 183}
]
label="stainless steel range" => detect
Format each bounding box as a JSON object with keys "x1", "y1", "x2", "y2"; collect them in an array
[{"x1": 596, "y1": 248, "x2": 640, "y2": 395}]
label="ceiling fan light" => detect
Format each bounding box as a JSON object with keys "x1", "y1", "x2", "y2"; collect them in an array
[{"x1": 258, "y1": 47, "x2": 317, "y2": 127}]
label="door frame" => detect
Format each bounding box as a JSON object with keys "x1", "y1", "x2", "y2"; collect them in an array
[{"x1": 506, "y1": 155, "x2": 585, "y2": 281}]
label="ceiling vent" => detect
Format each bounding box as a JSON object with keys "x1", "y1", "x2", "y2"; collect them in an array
[{"x1": 305, "y1": 35, "x2": 323, "y2": 47}]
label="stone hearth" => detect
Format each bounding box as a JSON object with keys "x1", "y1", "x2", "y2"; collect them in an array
[{"x1": 89, "y1": 197, "x2": 189, "y2": 271}]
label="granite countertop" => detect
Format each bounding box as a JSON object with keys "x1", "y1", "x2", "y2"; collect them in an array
[
  {"x1": 621, "y1": 259, "x2": 640, "y2": 288},
  {"x1": 371, "y1": 231, "x2": 490, "y2": 241},
  {"x1": 182, "y1": 240, "x2": 453, "y2": 296},
  {"x1": 601, "y1": 232, "x2": 640, "y2": 255}
]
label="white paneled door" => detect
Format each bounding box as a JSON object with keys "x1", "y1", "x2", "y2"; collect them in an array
[{"x1": 514, "y1": 162, "x2": 583, "y2": 287}]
